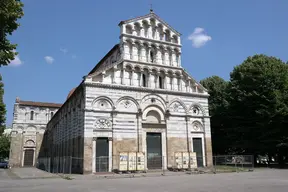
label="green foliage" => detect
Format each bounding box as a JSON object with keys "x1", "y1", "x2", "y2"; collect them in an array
[
  {"x1": 203, "y1": 54, "x2": 288, "y2": 165},
  {"x1": 0, "y1": 75, "x2": 5, "y2": 135},
  {"x1": 228, "y1": 54, "x2": 288, "y2": 156},
  {"x1": 0, "y1": 0, "x2": 24, "y2": 66},
  {"x1": 0, "y1": 134, "x2": 10, "y2": 159},
  {"x1": 200, "y1": 76, "x2": 230, "y2": 154}
]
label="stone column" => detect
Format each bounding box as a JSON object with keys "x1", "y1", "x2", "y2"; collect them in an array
[
  {"x1": 131, "y1": 69, "x2": 134, "y2": 86},
  {"x1": 112, "y1": 66, "x2": 117, "y2": 84},
  {"x1": 187, "y1": 79, "x2": 191, "y2": 92},
  {"x1": 141, "y1": 46, "x2": 146, "y2": 62},
  {"x1": 179, "y1": 75, "x2": 183, "y2": 91},
  {"x1": 171, "y1": 73, "x2": 175, "y2": 90},
  {"x1": 203, "y1": 118, "x2": 213, "y2": 167},
  {"x1": 164, "y1": 73, "x2": 168, "y2": 89},
  {"x1": 92, "y1": 137, "x2": 96, "y2": 173},
  {"x1": 121, "y1": 68, "x2": 125, "y2": 85},
  {"x1": 147, "y1": 46, "x2": 151, "y2": 63},
  {"x1": 148, "y1": 70, "x2": 152, "y2": 88}
]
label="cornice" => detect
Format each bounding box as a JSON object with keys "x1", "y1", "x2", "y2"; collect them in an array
[
  {"x1": 121, "y1": 34, "x2": 182, "y2": 48},
  {"x1": 83, "y1": 82, "x2": 209, "y2": 98},
  {"x1": 123, "y1": 59, "x2": 181, "y2": 70}
]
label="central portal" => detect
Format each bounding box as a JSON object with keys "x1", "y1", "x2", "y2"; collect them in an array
[
  {"x1": 96, "y1": 137, "x2": 109, "y2": 172},
  {"x1": 146, "y1": 132, "x2": 162, "y2": 169}
]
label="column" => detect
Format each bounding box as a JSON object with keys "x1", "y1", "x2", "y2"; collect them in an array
[
  {"x1": 187, "y1": 79, "x2": 191, "y2": 92},
  {"x1": 179, "y1": 75, "x2": 183, "y2": 91},
  {"x1": 164, "y1": 73, "x2": 168, "y2": 89},
  {"x1": 148, "y1": 70, "x2": 152, "y2": 88},
  {"x1": 121, "y1": 68, "x2": 125, "y2": 85},
  {"x1": 171, "y1": 74, "x2": 175, "y2": 90},
  {"x1": 178, "y1": 53, "x2": 181, "y2": 67},
  {"x1": 147, "y1": 46, "x2": 151, "y2": 63},
  {"x1": 112, "y1": 67, "x2": 116, "y2": 84},
  {"x1": 131, "y1": 69, "x2": 134, "y2": 86},
  {"x1": 108, "y1": 137, "x2": 113, "y2": 172},
  {"x1": 141, "y1": 46, "x2": 146, "y2": 62},
  {"x1": 92, "y1": 138, "x2": 96, "y2": 173}
]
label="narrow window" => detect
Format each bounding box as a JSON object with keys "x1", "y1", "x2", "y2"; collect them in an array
[
  {"x1": 51, "y1": 112, "x2": 54, "y2": 119},
  {"x1": 159, "y1": 76, "x2": 163, "y2": 89},
  {"x1": 30, "y1": 111, "x2": 34, "y2": 120},
  {"x1": 142, "y1": 74, "x2": 146, "y2": 87},
  {"x1": 150, "y1": 51, "x2": 154, "y2": 63}
]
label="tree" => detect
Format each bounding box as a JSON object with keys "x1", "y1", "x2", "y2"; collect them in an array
[
  {"x1": 0, "y1": 134, "x2": 10, "y2": 159},
  {"x1": 0, "y1": 75, "x2": 5, "y2": 136},
  {"x1": 228, "y1": 54, "x2": 288, "y2": 165},
  {"x1": 200, "y1": 76, "x2": 230, "y2": 154},
  {"x1": 0, "y1": 0, "x2": 24, "y2": 66}
]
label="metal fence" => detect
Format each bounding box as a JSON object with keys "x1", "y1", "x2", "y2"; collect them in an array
[
  {"x1": 37, "y1": 155, "x2": 254, "y2": 175},
  {"x1": 213, "y1": 155, "x2": 254, "y2": 173},
  {"x1": 37, "y1": 156, "x2": 83, "y2": 174}
]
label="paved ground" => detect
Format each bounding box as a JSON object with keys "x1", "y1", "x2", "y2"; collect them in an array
[{"x1": 1, "y1": 168, "x2": 288, "y2": 192}]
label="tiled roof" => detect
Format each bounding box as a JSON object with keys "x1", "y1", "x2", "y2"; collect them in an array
[
  {"x1": 67, "y1": 88, "x2": 76, "y2": 99},
  {"x1": 18, "y1": 100, "x2": 62, "y2": 108}
]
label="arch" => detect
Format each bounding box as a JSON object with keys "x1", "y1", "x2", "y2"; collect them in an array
[
  {"x1": 134, "y1": 22, "x2": 141, "y2": 36},
  {"x1": 116, "y1": 96, "x2": 140, "y2": 110},
  {"x1": 141, "y1": 93, "x2": 167, "y2": 111},
  {"x1": 168, "y1": 98, "x2": 188, "y2": 112},
  {"x1": 24, "y1": 139, "x2": 36, "y2": 147},
  {"x1": 191, "y1": 120, "x2": 204, "y2": 132},
  {"x1": 125, "y1": 24, "x2": 133, "y2": 34},
  {"x1": 172, "y1": 35, "x2": 178, "y2": 44},
  {"x1": 142, "y1": 105, "x2": 165, "y2": 122},
  {"x1": 188, "y1": 102, "x2": 206, "y2": 116},
  {"x1": 92, "y1": 96, "x2": 114, "y2": 110}
]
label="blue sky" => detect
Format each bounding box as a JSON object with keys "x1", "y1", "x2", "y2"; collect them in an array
[{"x1": 2, "y1": 0, "x2": 288, "y2": 125}]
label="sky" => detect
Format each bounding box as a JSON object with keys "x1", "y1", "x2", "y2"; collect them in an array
[{"x1": 2, "y1": 0, "x2": 288, "y2": 126}]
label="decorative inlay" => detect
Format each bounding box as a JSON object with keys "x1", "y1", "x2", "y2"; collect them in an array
[
  {"x1": 192, "y1": 107, "x2": 200, "y2": 115},
  {"x1": 192, "y1": 121, "x2": 203, "y2": 131},
  {"x1": 95, "y1": 118, "x2": 112, "y2": 129},
  {"x1": 173, "y1": 103, "x2": 180, "y2": 112},
  {"x1": 123, "y1": 100, "x2": 132, "y2": 108}
]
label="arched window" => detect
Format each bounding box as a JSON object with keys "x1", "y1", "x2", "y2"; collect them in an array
[
  {"x1": 159, "y1": 76, "x2": 163, "y2": 89},
  {"x1": 142, "y1": 74, "x2": 146, "y2": 87},
  {"x1": 30, "y1": 111, "x2": 34, "y2": 120},
  {"x1": 152, "y1": 27, "x2": 156, "y2": 39}
]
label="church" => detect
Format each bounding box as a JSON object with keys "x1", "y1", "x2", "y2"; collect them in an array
[{"x1": 37, "y1": 10, "x2": 212, "y2": 174}]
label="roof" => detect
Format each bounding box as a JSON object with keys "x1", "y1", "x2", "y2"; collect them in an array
[
  {"x1": 118, "y1": 11, "x2": 181, "y2": 36},
  {"x1": 87, "y1": 44, "x2": 119, "y2": 76},
  {"x1": 17, "y1": 100, "x2": 62, "y2": 108},
  {"x1": 67, "y1": 88, "x2": 76, "y2": 99}
]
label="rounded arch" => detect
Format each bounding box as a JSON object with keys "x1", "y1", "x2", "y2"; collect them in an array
[
  {"x1": 24, "y1": 139, "x2": 36, "y2": 147},
  {"x1": 188, "y1": 102, "x2": 206, "y2": 116},
  {"x1": 191, "y1": 120, "x2": 204, "y2": 132},
  {"x1": 116, "y1": 96, "x2": 140, "y2": 110},
  {"x1": 141, "y1": 93, "x2": 167, "y2": 111},
  {"x1": 92, "y1": 96, "x2": 114, "y2": 109},
  {"x1": 142, "y1": 105, "x2": 165, "y2": 122},
  {"x1": 125, "y1": 24, "x2": 133, "y2": 34},
  {"x1": 168, "y1": 98, "x2": 188, "y2": 113}
]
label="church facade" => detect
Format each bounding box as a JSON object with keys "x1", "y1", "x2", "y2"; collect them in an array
[
  {"x1": 9, "y1": 98, "x2": 61, "y2": 167},
  {"x1": 39, "y1": 11, "x2": 212, "y2": 174}
]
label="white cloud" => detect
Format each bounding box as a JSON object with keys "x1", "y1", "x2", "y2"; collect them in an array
[
  {"x1": 60, "y1": 48, "x2": 68, "y2": 54},
  {"x1": 188, "y1": 27, "x2": 212, "y2": 48},
  {"x1": 44, "y1": 56, "x2": 54, "y2": 64},
  {"x1": 9, "y1": 50, "x2": 22, "y2": 66}
]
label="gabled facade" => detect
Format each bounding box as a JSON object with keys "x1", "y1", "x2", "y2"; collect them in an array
[
  {"x1": 41, "y1": 11, "x2": 212, "y2": 174},
  {"x1": 9, "y1": 98, "x2": 61, "y2": 167}
]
